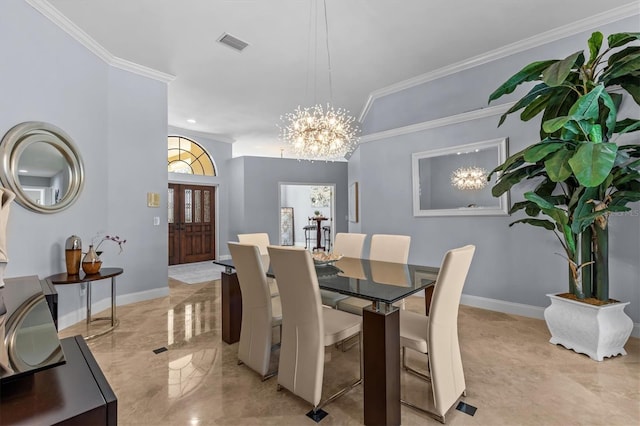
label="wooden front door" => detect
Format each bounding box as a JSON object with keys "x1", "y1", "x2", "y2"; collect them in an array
[{"x1": 169, "y1": 183, "x2": 216, "y2": 265}]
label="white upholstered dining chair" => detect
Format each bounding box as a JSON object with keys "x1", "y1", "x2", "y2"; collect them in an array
[
  {"x1": 267, "y1": 245, "x2": 362, "y2": 419},
  {"x1": 237, "y1": 233, "x2": 278, "y2": 297},
  {"x1": 399, "y1": 244, "x2": 475, "y2": 423},
  {"x1": 337, "y1": 234, "x2": 411, "y2": 315},
  {"x1": 320, "y1": 233, "x2": 367, "y2": 308},
  {"x1": 228, "y1": 242, "x2": 282, "y2": 380},
  {"x1": 237, "y1": 233, "x2": 270, "y2": 255}
]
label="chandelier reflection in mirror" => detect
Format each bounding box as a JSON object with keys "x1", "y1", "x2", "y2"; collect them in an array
[
  {"x1": 451, "y1": 166, "x2": 488, "y2": 191},
  {"x1": 279, "y1": 0, "x2": 359, "y2": 161}
]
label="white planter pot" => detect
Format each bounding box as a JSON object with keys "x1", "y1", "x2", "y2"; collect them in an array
[{"x1": 544, "y1": 293, "x2": 633, "y2": 361}]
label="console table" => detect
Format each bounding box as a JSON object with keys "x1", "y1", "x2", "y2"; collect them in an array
[
  {"x1": 46, "y1": 268, "x2": 123, "y2": 340},
  {"x1": 0, "y1": 335, "x2": 117, "y2": 425}
]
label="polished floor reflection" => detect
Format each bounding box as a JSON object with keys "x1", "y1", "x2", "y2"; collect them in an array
[{"x1": 59, "y1": 278, "x2": 640, "y2": 425}]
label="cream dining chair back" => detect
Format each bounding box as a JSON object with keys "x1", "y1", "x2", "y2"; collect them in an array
[
  {"x1": 228, "y1": 242, "x2": 282, "y2": 380},
  {"x1": 337, "y1": 234, "x2": 411, "y2": 315},
  {"x1": 237, "y1": 233, "x2": 270, "y2": 255},
  {"x1": 369, "y1": 234, "x2": 411, "y2": 263},
  {"x1": 332, "y1": 233, "x2": 366, "y2": 258},
  {"x1": 237, "y1": 233, "x2": 279, "y2": 296},
  {"x1": 267, "y1": 245, "x2": 362, "y2": 417},
  {"x1": 320, "y1": 233, "x2": 366, "y2": 308},
  {"x1": 399, "y1": 244, "x2": 475, "y2": 423}
]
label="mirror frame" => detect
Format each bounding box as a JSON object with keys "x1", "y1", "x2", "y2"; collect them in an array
[
  {"x1": 411, "y1": 137, "x2": 510, "y2": 217},
  {"x1": 0, "y1": 121, "x2": 84, "y2": 214}
]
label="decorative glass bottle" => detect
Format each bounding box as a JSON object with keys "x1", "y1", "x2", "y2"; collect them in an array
[{"x1": 81, "y1": 244, "x2": 102, "y2": 275}]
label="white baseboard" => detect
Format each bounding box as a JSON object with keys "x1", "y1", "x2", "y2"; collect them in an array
[
  {"x1": 57, "y1": 286, "x2": 170, "y2": 331},
  {"x1": 218, "y1": 254, "x2": 231, "y2": 260},
  {"x1": 461, "y1": 294, "x2": 640, "y2": 339}
]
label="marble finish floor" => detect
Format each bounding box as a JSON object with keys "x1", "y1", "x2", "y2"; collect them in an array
[{"x1": 59, "y1": 278, "x2": 640, "y2": 425}]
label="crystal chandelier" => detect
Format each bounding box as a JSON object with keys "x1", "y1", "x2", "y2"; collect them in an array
[
  {"x1": 451, "y1": 166, "x2": 488, "y2": 190},
  {"x1": 279, "y1": 0, "x2": 359, "y2": 161}
]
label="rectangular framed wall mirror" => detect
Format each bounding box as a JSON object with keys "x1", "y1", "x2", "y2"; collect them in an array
[{"x1": 412, "y1": 137, "x2": 510, "y2": 217}]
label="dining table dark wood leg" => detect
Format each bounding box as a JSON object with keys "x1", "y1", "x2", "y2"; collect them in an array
[
  {"x1": 221, "y1": 271, "x2": 242, "y2": 344},
  {"x1": 363, "y1": 305, "x2": 401, "y2": 426}
]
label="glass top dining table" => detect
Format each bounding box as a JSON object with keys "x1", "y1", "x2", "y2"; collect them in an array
[
  {"x1": 214, "y1": 255, "x2": 438, "y2": 307},
  {"x1": 214, "y1": 252, "x2": 439, "y2": 425}
]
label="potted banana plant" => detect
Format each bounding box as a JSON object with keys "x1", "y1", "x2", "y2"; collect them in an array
[{"x1": 487, "y1": 31, "x2": 640, "y2": 360}]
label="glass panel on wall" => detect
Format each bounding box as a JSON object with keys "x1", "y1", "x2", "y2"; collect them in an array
[
  {"x1": 184, "y1": 189, "x2": 192, "y2": 223},
  {"x1": 168, "y1": 188, "x2": 174, "y2": 223},
  {"x1": 167, "y1": 136, "x2": 216, "y2": 176}
]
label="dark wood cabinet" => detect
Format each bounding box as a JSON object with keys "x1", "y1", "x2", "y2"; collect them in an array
[{"x1": 0, "y1": 335, "x2": 117, "y2": 425}]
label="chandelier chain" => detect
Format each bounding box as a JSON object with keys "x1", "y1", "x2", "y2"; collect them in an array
[
  {"x1": 322, "y1": 0, "x2": 333, "y2": 104},
  {"x1": 278, "y1": 0, "x2": 360, "y2": 161}
]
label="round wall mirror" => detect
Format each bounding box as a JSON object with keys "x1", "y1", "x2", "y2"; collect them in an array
[{"x1": 0, "y1": 121, "x2": 84, "y2": 213}]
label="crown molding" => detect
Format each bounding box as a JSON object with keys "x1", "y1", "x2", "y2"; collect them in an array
[
  {"x1": 25, "y1": 0, "x2": 175, "y2": 83},
  {"x1": 359, "y1": 102, "x2": 516, "y2": 144},
  {"x1": 358, "y1": 3, "x2": 639, "y2": 123}
]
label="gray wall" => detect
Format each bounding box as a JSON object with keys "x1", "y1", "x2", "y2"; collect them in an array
[
  {"x1": 227, "y1": 157, "x2": 348, "y2": 257},
  {"x1": 353, "y1": 15, "x2": 640, "y2": 323},
  {"x1": 1, "y1": 0, "x2": 169, "y2": 327}
]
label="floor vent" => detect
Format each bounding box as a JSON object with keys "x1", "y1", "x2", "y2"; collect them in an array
[{"x1": 153, "y1": 347, "x2": 168, "y2": 354}]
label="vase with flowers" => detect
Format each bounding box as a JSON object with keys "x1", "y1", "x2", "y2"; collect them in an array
[{"x1": 82, "y1": 234, "x2": 126, "y2": 275}]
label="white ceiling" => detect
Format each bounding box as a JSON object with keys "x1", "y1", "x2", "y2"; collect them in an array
[{"x1": 46, "y1": 0, "x2": 637, "y2": 159}]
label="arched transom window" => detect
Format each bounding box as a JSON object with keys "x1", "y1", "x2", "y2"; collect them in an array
[{"x1": 168, "y1": 136, "x2": 216, "y2": 176}]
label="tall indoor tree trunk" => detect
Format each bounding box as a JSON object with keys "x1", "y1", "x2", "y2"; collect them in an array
[
  {"x1": 593, "y1": 223, "x2": 609, "y2": 301},
  {"x1": 581, "y1": 226, "x2": 593, "y2": 298}
]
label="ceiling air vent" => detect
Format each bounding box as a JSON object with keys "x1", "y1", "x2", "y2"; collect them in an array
[{"x1": 217, "y1": 33, "x2": 249, "y2": 52}]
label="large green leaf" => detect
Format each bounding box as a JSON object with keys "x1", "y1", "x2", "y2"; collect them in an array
[
  {"x1": 487, "y1": 149, "x2": 525, "y2": 180},
  {"x1": 589, "y1": 124, "x2": 603, "y2": 143},
  {"x1": 535, "y1": 177, "x2": 559, "y2": 196},
  {"x1": 607, "y1": 46, "x2": 640, "y2": 68},
  {"x1": 544, "y1": 147, "x2": 575, "y2": 182},
  {"x1": 542, "y1": 117, "x2": 570, "y2": 134},
  {"x1": 560, "y1": 121, "x2": 581, "y2": 140},
  {"x1": 607, "y1": 32, "x2": 640, "y2": 49},
  {"x1": 609, "y1": 190, "x2": 640, "y2": 207},
  {"x1": 491, "y1": 165, "x2": 538, "y2": 196},
  {"x1": 488, "y1": 60, "x2": 558, "y2": 103},
  {"x1": 602, "y1": 52, "x2": 640, "y2": 81},
  {"x1": 524, "y1": 142, "x2": 564, "y2": 162},
  {"x1": 497, "y1": 83, "x2": 552, "y2": 126},
  {"x1": 568, "y1": 85, "x2": 604, "y2": 121},
  {"x1": 561, "y1": 224, "x2": 576, "y2": 259},
  {"x1": 541, "y1": 86, "x2": 579, "y2": 138},
  {"x1": 543, "y1": 51, "x2": 583, "y2": 87},
  {"x1": 587, "y1": 32, "x2": 603, "y2": 65},
  {"x1": 569, "y1": 142, "x2": 618, "y2": 186},
  {"x1": 509, "y1": 218, "x2": 556, "y2": 230},
  {"x1": 509, "y1": 201, "x2": 541, "y2": 216},
  {"x1": 571, "y1": 187, "x2": 598, "y2": 233},
  {"x1": 620, "y1": 79, "x2": 640, "y2": 105},
  {"x1": 615, "y1": 119, "x2": 640, "y2": 134},
  {"x1": 525, "y1": 192, "x2": 569, "y2": 226},
  {"x1": 520, "y1": 91, "x2": 555, "y2": 121},
  {"x1": 599, "y1": 91, "x2": 618, "y2": 138}
]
